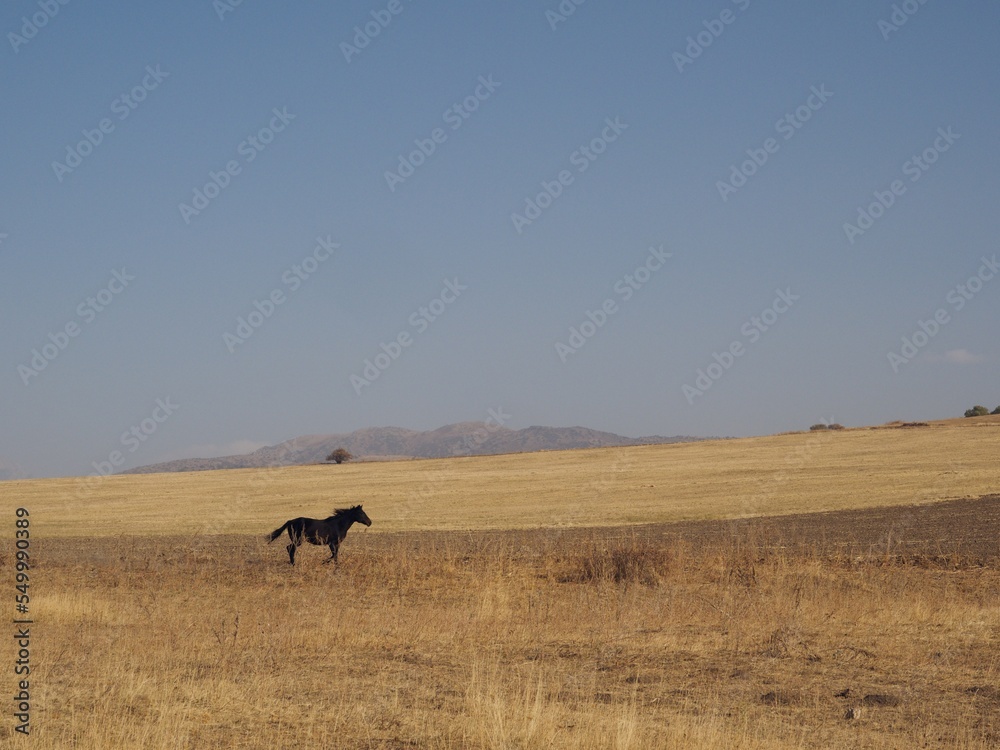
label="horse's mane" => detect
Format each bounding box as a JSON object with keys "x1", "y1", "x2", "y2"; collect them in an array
[{"x1": 329, "y1": 505, "x2": 361, "y2": 519}]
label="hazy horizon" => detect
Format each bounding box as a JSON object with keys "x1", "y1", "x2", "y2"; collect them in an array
[{"x1": 3, "y1": 1, "x2": 998, "y2": 479}]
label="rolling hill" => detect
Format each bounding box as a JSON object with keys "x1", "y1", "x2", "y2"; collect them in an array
[{"x1": 120, "y1": 422, "x2": 709, "y2": 474}]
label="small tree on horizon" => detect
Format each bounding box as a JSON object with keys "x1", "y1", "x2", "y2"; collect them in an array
[
  {"x1": 964, "y1": 405, "x2": 990, "y2": 418},
  {"x1": 326, "y1": 448, "x2": 353, "y2": 464}
]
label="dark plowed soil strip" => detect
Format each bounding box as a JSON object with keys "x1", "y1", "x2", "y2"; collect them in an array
[
  {"x1": 653, "y1": 493, "x2": 1000, "y2": 562},
  {"x1": 361, "y1": 494, "x2": 1000, "y2": 564},
  {"x1": 21, "y1": 494, "x2": 1000, "y2": 567}
]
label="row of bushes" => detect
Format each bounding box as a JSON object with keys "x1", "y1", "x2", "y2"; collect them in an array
[
  {"x1": 806, "y1": 407, "x2": 998, "y2": 430},
  {"x1": 964, "y1": 405, "x2": 1000, "y2": 417}
]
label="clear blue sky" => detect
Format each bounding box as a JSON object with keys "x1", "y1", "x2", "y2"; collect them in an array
[{"x1": 2, "y1": 0, "x2": 998, "y2": 478}]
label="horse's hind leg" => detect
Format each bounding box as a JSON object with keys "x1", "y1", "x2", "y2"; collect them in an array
[{"x1": 286, "y1": 543, "x2": 297, "y2": 565}]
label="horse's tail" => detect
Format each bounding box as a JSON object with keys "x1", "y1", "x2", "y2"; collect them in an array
[{"x1": 267, "y1": 521, "x2": 290, "y2": 544}]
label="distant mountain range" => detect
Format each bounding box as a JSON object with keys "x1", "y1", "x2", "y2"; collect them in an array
[{"x1": 121, "y1": 423, "x2": 711, "y2": 475}]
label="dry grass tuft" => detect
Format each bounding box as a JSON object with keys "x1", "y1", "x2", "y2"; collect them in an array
[{"x1": 560, "y1": 535, "x2": 677, "y2": 586}]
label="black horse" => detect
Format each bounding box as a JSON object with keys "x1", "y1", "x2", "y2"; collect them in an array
[{"x1": 267, "y1": 505, "x2": 372, "y2": 565}]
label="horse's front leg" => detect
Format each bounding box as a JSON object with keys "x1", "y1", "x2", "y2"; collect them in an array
[{"x1": 324, "y1": 542, "x2": 339, "y2": 564}]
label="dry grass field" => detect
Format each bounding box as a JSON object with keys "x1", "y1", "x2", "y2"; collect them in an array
[{"x1": 1, "y1": 416, "x2": 999, "y2": 748}]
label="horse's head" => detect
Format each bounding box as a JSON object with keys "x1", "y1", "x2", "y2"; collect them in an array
[{"x1": 353, "y1": 505, "x2": 372, "y2": 527}]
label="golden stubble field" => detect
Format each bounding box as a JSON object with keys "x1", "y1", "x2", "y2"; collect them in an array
[
  {"x1": 6, "y1": 417, "x2": 1000, "y2": 537},
  {"x1": 1, "y1": 417, "x2": 999, "y2": 748}
]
